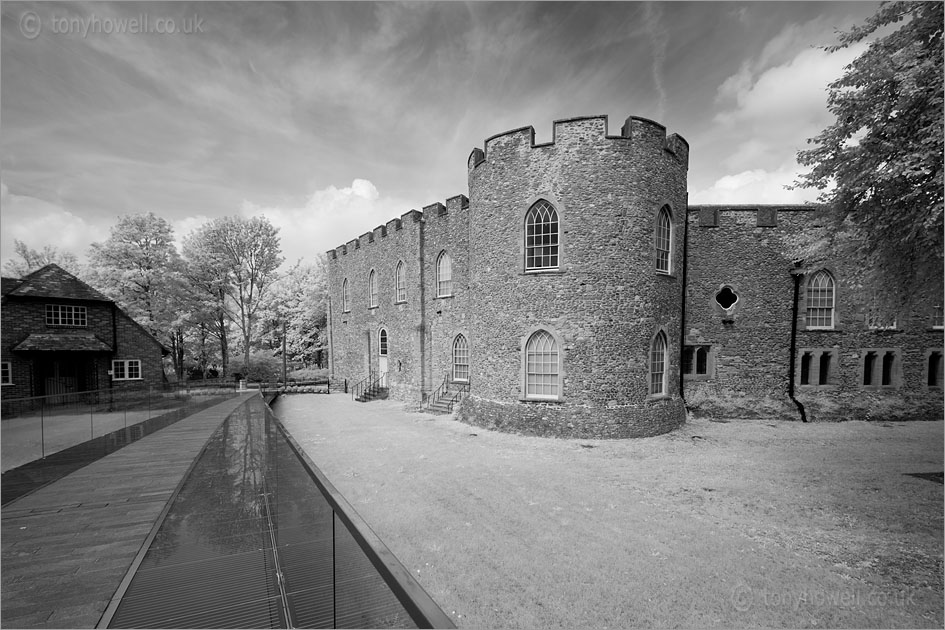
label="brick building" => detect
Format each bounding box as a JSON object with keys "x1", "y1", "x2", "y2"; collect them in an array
[
  {"x1": 326, "y1": 114, "x2": 944, "y2": 438},
  {"x1": 1, "y1": 264, "x2": 168, "y2": 399}
]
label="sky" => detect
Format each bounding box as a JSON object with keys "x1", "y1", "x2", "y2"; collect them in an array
[{"x1": 1, "y1": 1, "x2": 880, "y2": 271}]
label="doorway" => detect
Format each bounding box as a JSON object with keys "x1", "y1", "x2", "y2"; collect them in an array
[{"x1": 378, "y1": 329, "x2": 388, "y2": 387}]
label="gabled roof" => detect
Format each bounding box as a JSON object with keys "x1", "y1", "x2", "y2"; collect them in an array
[
  {"x1": 1, "y1": 277, "x2": 22, "y2": 296},
  {"x1": 2, "y1": 264, "x2": 112, "y2": 302}
]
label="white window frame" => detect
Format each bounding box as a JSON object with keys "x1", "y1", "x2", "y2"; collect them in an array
[
  {"x1": 1, "y1": 361, "x2": 12, "y2": 386},
  {"x1": 436, "y1": 251, "x2": 452, "y2": 298},
  {"x1": 46, "y1": 304, "x2": 88, "y2": 327},
  {"x1": 524, "y1": 329, "x2": 560, "y2": 400},
  {"x1": 524, "y1": 200, "x2": 559, "y2": 271},
  {"x1": 342, "y1": 278, "x2": 350, "y2": 313},
  {"x1": 112, "y1": 359, "x2": 142, "y2": 381},
  {"x1": 805, "y1": 270, "x2": 835, "y2": 329},
  {"x1": 378, "y1": 329, "x2": 388, "y2": 356},
  {"x1": 395, "y1": 261, "x2": 406, "y2": 303},
  {"x1": 654, "y1": 206, "x2": 673, "y2": 275},
  {"x1": 650, "y1": 331, "x2": 668, "y2": 396},
  {"x1": 932, "y1": 305, "x2": 943, "y2": 330},
  {"x1": 452, "y1": 334, "x2": 469, "y2": 382},
  {"x1": 368, "y1": 269, "x2": 378, "y2": 308}
]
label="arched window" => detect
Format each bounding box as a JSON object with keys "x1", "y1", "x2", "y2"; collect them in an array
[
  {"x1": 368, "y1": 270, "x2": 378, "y2": 308},
  {"x1": 378, "y1": 329, "x2": 388, "y2": 356},
  {"x1": 395, "y1": 261, "x2": 406, "y2": 303},
  {"x1": 525, "y1": 200, "x2": 559, "y2": 270},
  {"x1": 452, "y1": 335, "x2": 469, "y2": 382},
  {"x1": 655, "y1": 206, "x2": 673, "y2": 274},
  {"x1": 342, "y1": 278, "x2": 350, "y2": 313},
  {"x1": 650, "y1": 331, "x2": 668, "y2": 396},
  {"x1": 806, "y1": 270, "x2": 835, "y2": 328},
  {"x1": 525, "y1": 330, "x2": 559, "y2": 399},
  {"x1": 436, "y1": 251, "x2": 452, "y2": 297}
]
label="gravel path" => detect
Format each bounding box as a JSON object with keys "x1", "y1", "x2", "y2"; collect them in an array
[{"x1": 273, "y1": 393, "x2": 943, "y2": 629}]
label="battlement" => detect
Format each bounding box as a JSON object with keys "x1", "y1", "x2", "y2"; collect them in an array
[
  {"x1": 468, "y1": 114, "x2": 689, "y2": 170},
  {"x1": 327, "y1": 195, "x2": 470, "y2": 260},
  {"x1": 688, "y1": 204, "x2": 820, "y2": 229}
]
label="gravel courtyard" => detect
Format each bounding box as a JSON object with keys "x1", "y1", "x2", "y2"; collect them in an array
[{"x1": 273, "y1": 393, "x2": 943, "y2": 629}]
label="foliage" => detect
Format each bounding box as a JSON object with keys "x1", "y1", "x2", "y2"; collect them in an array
[
  {"x1": 85, "y1": 213, "x2": 190, "y2": 377},
  {"x1": 228, "y1": 350, "x2": 284, "y2": 382},
  {"x1": 287, "y1": 367, "x2": 329, "y2": 382},
  {"x1": 181, "y1": 215, "x2": 284, "y2": 371},
  {"x1": 257, "y1": 257, "x2": 329, "y2": 367},
  {"x1": 793, "y1": 1, "x2": 944, "y2": 313},
  {"x1": 2, "y1": 240, "x2": 79, "y2": 277}
]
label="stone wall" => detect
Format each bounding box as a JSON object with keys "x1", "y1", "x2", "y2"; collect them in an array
[
  {"x1": 460, "y1": 115, "x2": 689, "y2": 438},
  {"x1": 684, "y1": 205, "x2": 944, "y2": 422},
  {"x1": 327, "y1": 211, "x2": 425, "y2": 404}
]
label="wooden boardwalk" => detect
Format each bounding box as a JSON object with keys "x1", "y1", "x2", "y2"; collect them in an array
[{"x1": 1, "y1": 393, "x2": 256, "y2": 629}]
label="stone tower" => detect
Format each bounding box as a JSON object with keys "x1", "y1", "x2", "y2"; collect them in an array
[{"x1": 459, "y1": 115, "x2": 690, "y2": 437}]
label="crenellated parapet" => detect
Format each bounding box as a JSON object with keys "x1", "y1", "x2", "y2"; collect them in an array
[
  {"x1": 326, "y1": 195, "x2": 469, "y2": 260},
  {"x1": 467, "y1": 114, "x2": 689, "y2": 172}
]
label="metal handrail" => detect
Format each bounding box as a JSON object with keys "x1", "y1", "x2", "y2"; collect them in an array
[
  {"x1": 425, "y1": 373, "x2": 450, "y2": 410},
  {"x1": 446, "y1": 381, "x2": 470, "y2": 412},
  {"x1": 350, "y1": 371, "x2": 374, "y2": 400},
  {"x1": 351, "y1": 370, "x2": 387, "y2": 401}
]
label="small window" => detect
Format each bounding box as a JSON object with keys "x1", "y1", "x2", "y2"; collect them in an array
[
  {"x1": 112, "y1": 359, "x2": 142, "y2": 381},
  {"x1": 525, "y1": 330, "x2": 559, "y2": 399},
  {"x1": 818, "y1": 352, "x2": 832, "y2": 385},
  {"x1": 395, "y1": 261, "x2": 406, "y2": 303},
  {"x1": 863, "y1": 351, "x2": 877, "y2": 386},
  {"x1": 524, "y1": 200, "x2": 559, "y2": 271},
  {"x1": 928, "y1": 351, "x2": 943, "y2": 388},
  {"x1": 655, "y1": 206, "x2": 673, "y2": 274},
  {"x1": 805, "y1": 270, "x2": 835, "y2": 329},
  {"x1": 881, "y1": 351, "x2": 895, "y2": 386},
  {"x1": 682, "y1": 345, "x2": 711, "y2": 378},
  {"x1": 1, "y1": 362, "x2": 11, "y2": 386},
  {"x1": 452, "y1": 335, "x2": 469, "y2": 382},
  {"x1": 378, "y1": 329, "x2": 388, "y2": 356},
  {"x1": 436, "y1": 252, "x2": 452, "y2": 297},
  {"x1": 369, "y1": 270, "x2": 378, "y2": 308},
  {"x1": 650, "y1": 331, "x2": 668, "y2": 395},
  {"x1": 800, "y1": 352, "x2": 812, "y2": 385},
  {"x1": 342, "y1": 279, "x2": 350, "y2": 313},
  {"x1": 46, "y1": 304, "x2": 88, "y2": 327}
]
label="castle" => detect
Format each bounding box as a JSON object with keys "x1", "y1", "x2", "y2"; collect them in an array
[{"x1": 325, "y1": 114, "x2": 943, "y2": 438}]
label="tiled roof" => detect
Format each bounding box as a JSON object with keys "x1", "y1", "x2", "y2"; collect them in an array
[
  {"x1": 12, "y1": 332, "x2": 114, "y2": 352},
  {"x1": 4, "y1": 264, "x2": 112, "y2": 302},
  {"x1": 1, "y1": 277, "x2": 22, "y2": 296}
]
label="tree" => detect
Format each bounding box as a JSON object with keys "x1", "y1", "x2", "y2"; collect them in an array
[
  {"x1": 258, "y1": 257, "x2": 329, "y2": 367},
  {"x1": 86, "y1": 213, "x2": 188, "y2": 377},
  {"x1": 183, "y1": 216, "x2": 284, "y2": 371},
  {"x1": 793, "y1": 1, "x2": 943, "y2": 314},
  {"x1": 3, "y1": 240, "x2": 79, "y2": 276}
]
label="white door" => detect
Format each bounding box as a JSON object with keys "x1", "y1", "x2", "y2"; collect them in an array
[
  {"x1": 379, "y1": 356, "x2": 388, "y2": 386},
  {"x1": 378, "y1": 329, "x2": 389, "y2": 387}
]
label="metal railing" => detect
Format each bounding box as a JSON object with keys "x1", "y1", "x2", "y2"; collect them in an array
[
  {"x1": 101, "y1": 394, "x2": 455, "y2": 628},
  {"x1": 446, "y1": 381, "x2": 470, "y2": 412},
  {"x1": 1, "y1": 384, "x2": 242, "y2": 473},
  {"x1": 425, "y1": 373, "x2": 451, "y2": 410},
  {"x1": 351, "y1": 371, "x2": 386, "y2": 401}
]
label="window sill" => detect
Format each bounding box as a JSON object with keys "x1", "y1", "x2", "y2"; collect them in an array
[
  {"x1": 435, "y1": 294, "x2": 454, "y2": 300},
  {"x1": 368, "y1": 306, "x2": 379, "y2": 310},
  {"x1": 522, "y1": 269, "x2": 564, "y2": 275},
  {"x1": 519, "y1": 396, "x2": 563, "y2": 404},
  {"x1": 394, "y1": 300, "x2": 407, "y2": 305},
  {"x1": 113, "y1": 378, "x2": 144, "y2": 382},
  {"x1": 655, "y1": 271, "x2": 676, "y2": 279}
]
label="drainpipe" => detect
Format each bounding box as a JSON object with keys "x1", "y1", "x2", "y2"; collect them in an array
[
  {"x1": 788, "y1": 265, "x2": 808, "y2": 422},
  {"x1": 679, "y1": 201, "x2": 690, "y2": 403}
]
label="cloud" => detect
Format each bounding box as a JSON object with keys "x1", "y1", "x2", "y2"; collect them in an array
[
  {"x1": 0, "y1": 183, "x2": 102, "y2": 265},
  {"x1": 709, "y1": 19, "x2": 867, "y2": 175},
  {"x1": 238, "y1": 179, "x2": 410, "y2": 268},
  {"x1": 690, "y1": 166, "x2": 821, "y2": 205}
]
